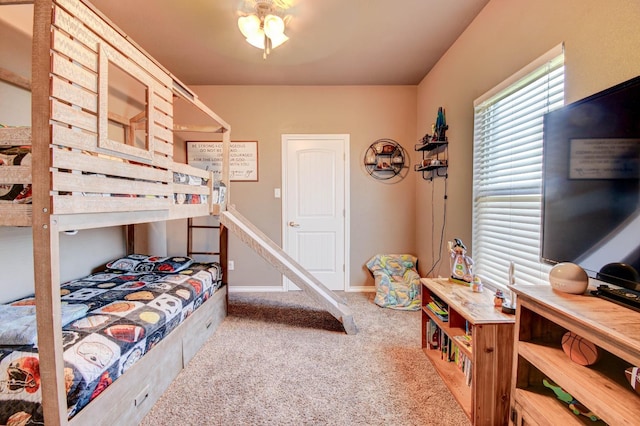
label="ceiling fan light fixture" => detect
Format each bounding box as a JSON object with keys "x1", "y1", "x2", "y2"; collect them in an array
[
  {"x1": 263, "y1": 14, "x2": 284, "y2": 38},
  {"x1": 246, "y1": 31, "x2": 266, "y2": 49},
  {"x1": 237, "y1": 1, "x2": 289, "y2": 58},
  {"x1": 237, "y1": 14, "x2": 261, "y2": 39},
  {"x1": 268, "y1": 32, "x2": 288, "y2": 49}
]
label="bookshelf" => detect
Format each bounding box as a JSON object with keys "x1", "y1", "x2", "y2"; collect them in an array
[
  {"x1": 421, "y1": 278, "x2": 515, "y2": 425},
  {"x1": 509, "y1": 285, "x2": 640, "y2": 425}
]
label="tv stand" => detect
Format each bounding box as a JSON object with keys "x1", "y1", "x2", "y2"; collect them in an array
[{"x1": 509, "y1": 285, "x2": 640, "y2": 425}]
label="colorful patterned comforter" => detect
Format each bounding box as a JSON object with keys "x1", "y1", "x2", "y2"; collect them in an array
[{"x1": 0, "y1": 259, "x2": 222, "y2": 424}]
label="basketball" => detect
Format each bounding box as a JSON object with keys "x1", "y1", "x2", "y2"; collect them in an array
[{"x1": 561, "y1": 332, "x2": 600, "y2": 366}]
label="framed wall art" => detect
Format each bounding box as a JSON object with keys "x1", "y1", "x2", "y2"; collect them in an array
[{"x1": 186, "y1": 140, "x2": 258, "y2": 181}]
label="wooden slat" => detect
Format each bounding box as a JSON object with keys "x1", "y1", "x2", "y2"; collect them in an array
[
  {"x1": 53, "y1": 172, "x2": 172, "y2": 196},
  {"x1": 171, "y1": 162, "x2": 211, "y2": 179},
  {"x1": 169, "y1": 203, "x2": 210, "y2": 220},
  {"x1": 154, "y1": 93, "x2": 173, "y2": 118},
  {"x1": 51, "y1": 52, "x2": 97, "y2": 93},
  {"x1": 173, "y1": 124, "x2": 225, "y2": 133},
  {"x1": 153, "y1": 154, "x2": 174, "y2": 170},
  {"x1": 153, "y1": 138, "x2": 173, "y2": 157},
  {"x1": 52, "y1": 124, "x2": 96, "y2": 151},
  {"x1": 52, "y1": 28, "x2": 98, "y2": 72},
  {"x1": 0, "y1": 204, "x2": 32, "y2": 226},
  {"x1": 51, "y1": 99, "x2": 97, "y2": 132},
  {"x1": 53, "y1": 194, "x2": 169, "y2": 214},
  {"x1": 0, "y1": 127, "x2": 31, "y2": 145},
  {"x1": 0, "y1": 66, "x2": 31, "y2": 91},
  {"x1": 0, "y1": 165, "x2": 31, "y2": 184},
  {"x1": 172, "y1": 183, "x2": 209, "y2": 196},
  {"x1": 54, "y1": 210, "x2": 169, "y2": 231},
  {"x1": 153, "y1": 125, "x2": 174, "y2": 147},
  {"x1": 152, "y1": 105, "x2": 172, "y2": 130},
  {"x1": 51, "y1": 75, "x2": 97, "y2": 113},
  {"x1": 513, "y1": 388, "x2": 582, "y2": 425},
  {"x1": 52, "y1": 148, "x2": 171, "y2": 182},
  {"x1": 54, "y1": 0, "x2": 173, "y2": 90},
  {"x1": 0, "y1": 0, "x2": 34, "y2": 4}
]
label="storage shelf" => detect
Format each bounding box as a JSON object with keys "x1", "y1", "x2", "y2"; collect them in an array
[
  {"x1": 363, "y1": 138, "x2": 406, "y2": 181},
  {"x1": 414, "y1": 163, "x2": 448, "y2": 172},
  {"x1": 415, "y1": 141, "x2": 448, "y2": 151},
  {"x1": 421, "y1": 278, "x2": 515, "y2": 425},
  {"x1": 510, "y1": 285, "x2": 640, "y2": 426},
  {"x1": 415, "y1": 136, "x2": 448, "y2": 180},
  {"x1": 513, "y1": 388, "x2": 603, "y2": 425},
  {"x1": 423, "y1": 347, "x2": 472, "y2": 419}
]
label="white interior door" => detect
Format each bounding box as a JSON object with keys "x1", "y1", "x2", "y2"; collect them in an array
[{"x1": 282, "y1": 134, "x2": 349, "y2": 291}]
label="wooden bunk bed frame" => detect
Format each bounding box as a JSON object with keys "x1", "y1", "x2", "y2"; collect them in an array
[{"x1": 0, "y1": 0, "x2": 231, "y2": 424}]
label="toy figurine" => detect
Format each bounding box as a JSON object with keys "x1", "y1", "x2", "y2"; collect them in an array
[
  {"x1": 472, "y1": 275, "x2": 483, "y2": 292},
  {"x1": 450, "y1": 238, "x2": 474, "y2": 285},
  {"x1": 542, "y1": 378, "x2": 599, "y2": 421}
]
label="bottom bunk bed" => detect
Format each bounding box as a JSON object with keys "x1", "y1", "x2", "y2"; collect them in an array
[{"x1": 0, "y1": 254, "x2": 227, "y2": 425}]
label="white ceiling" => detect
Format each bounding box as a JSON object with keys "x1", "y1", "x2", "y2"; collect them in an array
[{"x1": 1, "y1": 0, "x2": 490, "y2": 86}]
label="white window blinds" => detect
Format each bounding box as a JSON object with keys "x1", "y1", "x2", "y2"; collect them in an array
[{"x1": 472, "y1": 46, "x2": 564, "y2": 288}]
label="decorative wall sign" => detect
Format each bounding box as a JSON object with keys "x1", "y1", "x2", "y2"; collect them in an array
[{"x1": 187, "y1": 141, "x2": 258, "y2": 181}]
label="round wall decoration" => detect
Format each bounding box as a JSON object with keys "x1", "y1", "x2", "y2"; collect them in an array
[{"x1": 363, "y1": 138, "x2": 407, "y2": 181}]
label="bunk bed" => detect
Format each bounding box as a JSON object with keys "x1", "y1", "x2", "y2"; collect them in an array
[{"x1": 0, "y1": 0, "x2": 231, "y2": 424}]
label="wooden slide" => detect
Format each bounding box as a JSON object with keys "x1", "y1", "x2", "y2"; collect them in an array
[{"x1": 220, "y1": 205, "x2": 358, "y2": 335}]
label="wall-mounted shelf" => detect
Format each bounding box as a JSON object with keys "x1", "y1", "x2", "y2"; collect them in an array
[
  {"x1": 415, "y1": 136, "x2": 448, "y2": 180},
  {"x1": 364, "y1": 138, "x2": 407, "y2": 181}
]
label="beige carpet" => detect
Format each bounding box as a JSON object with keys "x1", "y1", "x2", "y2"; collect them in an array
[{"x1": 141, "y1": 291, "x2": 470, "y2": 426}]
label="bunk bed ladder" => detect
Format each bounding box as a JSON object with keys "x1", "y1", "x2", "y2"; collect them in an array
[{"x1": 187, "y1": 217, "x2": 221, "y2": 259}]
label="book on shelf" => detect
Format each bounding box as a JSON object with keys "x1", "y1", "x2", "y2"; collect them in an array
[
  {"x1": 426, "y1": 298, "x2": 448, "y2": 322},
  {"x1": 427, "y1": 319, "x2": 440, "y2": 349},
  {"x1": 453, "y1": 334, "x2": 472, "y2": 353},
  {"x1": 464, "y1": 357, "x2": 472, "y2": 387}
]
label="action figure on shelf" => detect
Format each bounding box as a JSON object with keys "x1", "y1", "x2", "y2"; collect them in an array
[
  {"x1": 450, "y1": 238, "x2": 474, "y2": 285},
  {"x1": 432, "y1": 106, "x2": 448, "y2": 141}
]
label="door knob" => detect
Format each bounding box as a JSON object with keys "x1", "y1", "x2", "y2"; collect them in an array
[{"x1": 288, "y1": 221, "x2": 300, "y2": 227}]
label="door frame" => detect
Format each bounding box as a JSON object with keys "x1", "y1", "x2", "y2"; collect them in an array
[{"x1": 281, "y1": 134, "x2": 351, "y2": 291}]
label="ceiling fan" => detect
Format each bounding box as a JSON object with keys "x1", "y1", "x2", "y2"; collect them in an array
[{"x1": 236, "y1": 0, "x2": 296, "y2": 58}]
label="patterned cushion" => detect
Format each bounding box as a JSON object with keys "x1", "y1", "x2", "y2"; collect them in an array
[
  {"x1": 366, "y1": 254, "x2": 421, "y2": 311},
  {"x1": 106, "y1": 254, "x2": 194, "y2": 273}
]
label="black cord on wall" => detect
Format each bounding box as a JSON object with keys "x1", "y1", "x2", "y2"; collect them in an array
[{"x1": 426, "y1": 176, "x2": 448, "y2": 277}]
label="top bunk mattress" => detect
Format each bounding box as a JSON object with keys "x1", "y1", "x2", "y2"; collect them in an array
[{"x1": 0, "y1": 254, "x2": 223, "y2": 424}]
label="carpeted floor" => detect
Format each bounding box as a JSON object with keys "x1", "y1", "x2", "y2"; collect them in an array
[{"x1": 140, "y1": 291, "x2": 471, "y2": 426}]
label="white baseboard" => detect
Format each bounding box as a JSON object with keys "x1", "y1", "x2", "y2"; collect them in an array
[
  {"x1": 228, "y1": 285, "x2": 286, "y2": 293},
  {"x1": 346, "y1": 285, "x2": 375, "y2": 292},
  {"x1": 228, "y1": 285, "x2": 375, "y2": 293}
]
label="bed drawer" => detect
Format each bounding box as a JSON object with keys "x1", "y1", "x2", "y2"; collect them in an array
[
  {"x1": 182, "y1": 285, "x2": 227, "y2": 364},
  {"x1": 70, "y1": 326, "x2": 184, "y2": 426}
]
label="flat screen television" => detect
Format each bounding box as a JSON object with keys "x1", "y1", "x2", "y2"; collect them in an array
[{"x1": 541, "y1": 75, "x2": 640, "y2": 291}]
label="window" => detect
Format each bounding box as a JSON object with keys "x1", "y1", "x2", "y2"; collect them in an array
[{"x1": 472, "y1": 45, "x2": 564, "y2": 289}]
